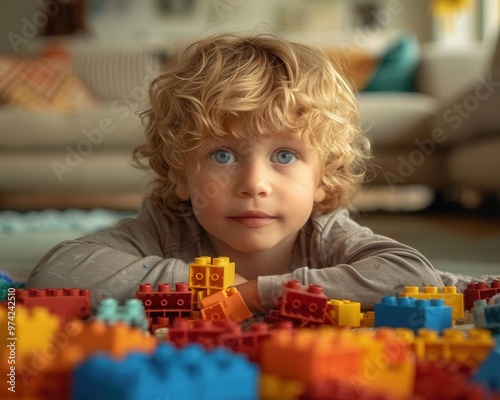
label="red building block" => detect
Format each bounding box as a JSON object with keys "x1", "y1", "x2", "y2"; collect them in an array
[
  {"x1": 464, "y1": 281, "x2": 500, "y2": 310},
  {"x1": 280, "y1": 280, "x2": 328, "y2": 324},
  {"x1": 136, "y1": 283, "x2": 192, "y2": 329},
  {"x1": 15, "y1": 288, "x2": 91, "y2": 323},
  {"x1": 413, "y1": 360, "x2": 490, "y2": 400},
  {"x1": 167, "y1": 318, "x2": 228, "y2": 349}
]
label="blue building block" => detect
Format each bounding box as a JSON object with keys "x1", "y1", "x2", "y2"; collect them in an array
[
  {"x1": 472, "y1": 342, "x2": 500, "y2": 393},
  {"x1": 472, "y1": 300, "x2": 500, "y2": 335},
  {"x1": 72, "y1": 343, "x2": 259, "y2": 400},
  {"x1": 374, "y1": 296, "x2": 452, "y2": 333},
  {"x1": 95, "y1": 298, "x2": 149, "y2": 331}
]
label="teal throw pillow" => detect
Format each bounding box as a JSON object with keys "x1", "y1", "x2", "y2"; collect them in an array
[{"x1": 363, "y1": 33, "x2": 420, "y2": 92}]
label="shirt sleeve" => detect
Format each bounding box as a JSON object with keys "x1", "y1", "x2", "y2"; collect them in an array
[
  {"x1": 257, "y1": 210, "x2": 444, "y2": 311},
  {"x1": 26, "y1": 200, "x2": 190, "y2": 311}
]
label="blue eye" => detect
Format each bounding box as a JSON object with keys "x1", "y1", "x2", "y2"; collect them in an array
[
  {"x1": 272, "y1": 150, "x2": 298, "y2": 164},
  {"x1": 210, "y1": 149, "x2": 237, "y2": 164}
]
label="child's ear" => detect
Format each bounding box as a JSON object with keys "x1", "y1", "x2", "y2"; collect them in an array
[
  {"x1": 314, "y1": 185, "x2": 326, "y2": 203},
  {"x1": 176, "y1": 183, "x2": 191, "y2": 200}
]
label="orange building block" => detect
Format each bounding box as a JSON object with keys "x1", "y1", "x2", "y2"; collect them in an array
[
  {"x1": 260, "y1": 327, "x2": 416, "y2": 400},
  {"x1": 261, "y1": 327, "x2": 365, "y2": 384},
  {"x1": 64, "y1": 319, "x2": 157, "y2": 359},
  {"x1": 200, "y1": 287, "x2": 252, "y2": 323}
]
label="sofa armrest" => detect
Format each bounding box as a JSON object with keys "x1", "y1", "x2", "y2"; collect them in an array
[{"x1": 416, "y1": 41, "x2": 492, "y2": 104}]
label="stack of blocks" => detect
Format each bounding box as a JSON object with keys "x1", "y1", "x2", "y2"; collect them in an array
[
  {"x1": 188, "y1": 256, "x2": 252, "y2": 323},
  {"x1": 3, "y1": 256, "x2": 500, "y2": 399},
  {"x1": 400, "y1": 285, "x2": 464, "y2": 323}
]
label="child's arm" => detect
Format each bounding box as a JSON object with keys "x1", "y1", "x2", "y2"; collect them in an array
[
  {"x1": 26, "y1": 199, "x2": 201, "y2": 312},
  {"x1": 246, "y1": 209, "x2": 444, "y2": 312}
]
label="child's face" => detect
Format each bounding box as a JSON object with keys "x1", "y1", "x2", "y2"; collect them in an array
[{"x1": 177, "y1": 133, "x2": 326, "y2": 254}]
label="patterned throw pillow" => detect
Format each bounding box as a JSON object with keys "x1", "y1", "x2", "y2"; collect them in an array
[{"x1": 0, "y1": 46, "x2": 96, "y2": 113}]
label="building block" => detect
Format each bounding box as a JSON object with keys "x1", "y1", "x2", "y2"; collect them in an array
[
  {"x1": 464, "y1": 281, "x2": 500, "y2": 310},
  {"x1": 280, "y1": 280, "x2": 328, "y2": 323},
  {"x1": 72, "y1": 343, "x2": 259, "y2": 400},
  {"x1": 360, "y1": 311, "x2": 375, "y2": 328},
  {"x1": 64, "y1": 319, "x2": 156, "y2": 358},
  {"x1": 167, "y1": 318, "x2": 228, "y2": 349},
  {"x1": 188, "y1": 256, "x2": 235, "y2": 290},
  {"x1": 136, "y1": 282, "x2": 192, "y2": 329},
  {"x1": 260, "y1": 374, "x2": 305, "y2": 400},
  {"x1": 200, "y1": 286, "x2": 252, "y2": 323},
  {"x1": 324, "y1": 299, "x2": 362, "y2": 327},
  {"x1": 472, "y1": 342, "x2": 500, "y2": 393},
  {"x1": 0, "y1": 280, "x2": 24, "y2": 302},
  {"x1": 400, "y1": 286, "x2": 464, "y2": 321},
  {"x1": 96, "y1": 298, "x2": 149, "y2": 331},
  {"x1": 0, "y1": 304, "x2": 60, "y2": 364},
  {"x1": 298, "y1": 378, "x2": 396, "y2": 400},
  {"x1": 374, "y1": 296, "x2": 452, "y2": 333},
  {"x1": 413, "y1": 327, "x2": 495, "y2": 367},
  {"x1": 472, "y1": 299, "x2": 500, "y2": 335},
  {"x1": 14, "y1": 287, "x2": 91, "y2": 323},
  {"x1": 413, "y1": 360, "x2": 489, "y2": 400},
  {"x1": 261, "y1": 327, "x2": 365, "y2": 385},
  {"x1": 260, "y1": 327, "x2": 415, "y2": 400}
]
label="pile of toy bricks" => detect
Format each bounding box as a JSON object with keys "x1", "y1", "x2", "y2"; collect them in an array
[{"x1": 1, "y1": 257, "x2": 499, "y2": 400}]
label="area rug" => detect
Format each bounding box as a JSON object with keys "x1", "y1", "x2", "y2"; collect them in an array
[{"x1": 1, "y1": 209, "x2": 499, "y2": 290}]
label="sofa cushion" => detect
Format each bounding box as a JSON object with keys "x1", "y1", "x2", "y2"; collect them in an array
[
  {"x1": 364, "y1": 33, "x2": 420, "y2": 92},
  {"x1": 67, "y1": 43, "x2": 164, "y2": 102},
  {"x1": 0, "y1": 47, "x2": 96, "y2": 113},
  {"x1": 358, "y1": 92, "x2": 440, "y2": 146},
  {"x1": 0, "y1": 104, "x2": 144, "y2": 149}
]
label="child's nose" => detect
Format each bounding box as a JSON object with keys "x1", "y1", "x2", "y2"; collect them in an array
[{"x1": 236, "y1": 161, "x2": 272, "y2": 198}]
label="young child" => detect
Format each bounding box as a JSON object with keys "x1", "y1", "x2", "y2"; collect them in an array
[{"x1": 27, "y1": 32, "x2": 443, "y2": 313}]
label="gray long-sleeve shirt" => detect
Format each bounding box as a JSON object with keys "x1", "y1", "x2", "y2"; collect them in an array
[{"x1": 26, "y1": 199, "x2": 443, "y2": 312}]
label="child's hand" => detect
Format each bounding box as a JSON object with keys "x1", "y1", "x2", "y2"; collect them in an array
[{"x1": 234, "y1": 279, "x2": 262, "y2": 313}]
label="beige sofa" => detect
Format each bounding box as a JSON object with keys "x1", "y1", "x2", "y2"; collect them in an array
[{"x1": 0, "y1": 33, "x2": 499, "y2": 210}]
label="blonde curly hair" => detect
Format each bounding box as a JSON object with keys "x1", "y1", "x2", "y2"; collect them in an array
[{"x1": 134, "y1": 31, "x2": 371, "y2": 222}]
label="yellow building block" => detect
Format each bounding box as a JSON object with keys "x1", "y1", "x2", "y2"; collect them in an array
[
  {"x1": 360, "y1": 311, "x2": 375, "y2": 328},
  {"x1": 413, "y1": 327, "x2": 494, "y2": 367},
  {"x1": 0, "y1": 305, "x2": 60, "y2": 363},
  {"x1": 260, "y1": 374, "x2": 304, "y2": 400},
  {"x1": 400, "y1": 286, "x2": 464, "y2": 322},
  {"x1": 326, "y1": 299, "x2": 362, "y2": 327},
  {"x1": 188, "y1": 256, "x2": 235, "y2": 290}
]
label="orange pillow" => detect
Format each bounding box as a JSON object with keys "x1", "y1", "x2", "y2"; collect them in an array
[
  {"x1": 325, "y1": 47, "x2": 380, "y2": 92},
  {"x1": 0, "y1": 46, "x2": 96, "y2": 113}
]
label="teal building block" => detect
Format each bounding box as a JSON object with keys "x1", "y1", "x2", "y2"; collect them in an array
[{"x1": 95, "y1": 298, "x2": 149, "y2": 331}]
